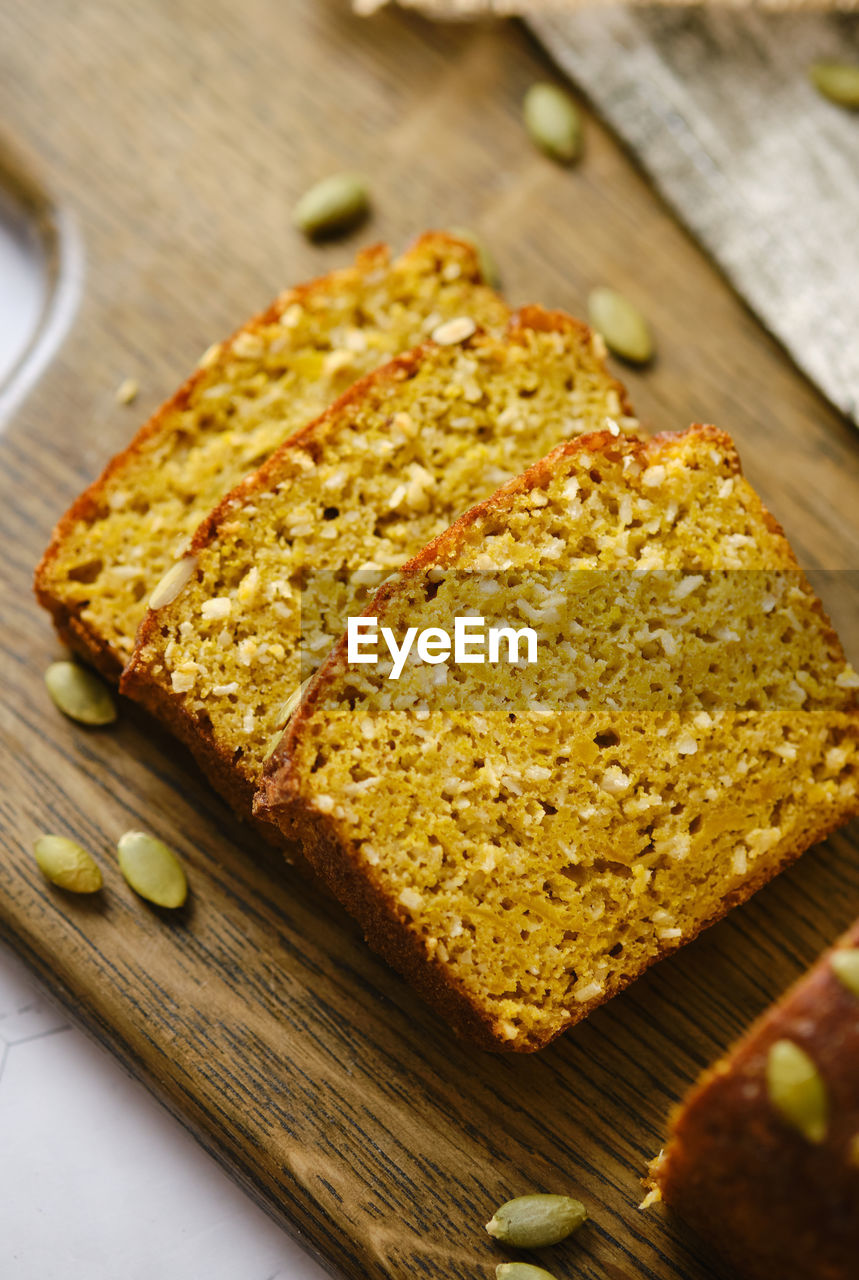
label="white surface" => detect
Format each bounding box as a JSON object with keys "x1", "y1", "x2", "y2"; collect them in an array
[
  {"x1": 0, "y1": 941, "x2": 330, "y2": 1280},
  {"x1": 0, "y1": 186, "x2": 81, "y2": 429},
  {"x1": 0, "y1": 194, "x2": 45, "y2": 388}
]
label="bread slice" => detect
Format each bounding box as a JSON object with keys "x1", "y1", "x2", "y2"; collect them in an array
[
  {"x1": 35, "y1": 232, "x2": 510, "y2": 679},
  {"x1": 121, "y1": 308, "x2": 635, "y2": 820},
  {"x1": 256, "y1": 425, "x2": 859, "y2": 1051},
  {"x1": 648, "y1": 917, "x2": 859, "y2": 1280}
]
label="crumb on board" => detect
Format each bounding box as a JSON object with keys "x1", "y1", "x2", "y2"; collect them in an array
[{"x1": 639, "y1": 1187, "x2": 662, "y2": 1210}]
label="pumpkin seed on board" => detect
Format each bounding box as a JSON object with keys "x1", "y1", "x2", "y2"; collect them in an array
[
  {"x1": 293, "y1": 173, "x2": 370, "y2": 239},
  {"x1": 810, "y1": 62, "x2": 859, "y2": 110},
  {"x1": 831, "y1": 948, "x2": 859, "y2": 997},
  {"x1": 34, "y1": 835, "x2": 103, "y2": 893},
  {"x1": 523, "y1": 82, "x2": 583, "y2": 165},
  {"x1": 117, "y1": 830, "x2": 188, "y2": 908},
  {"x1": 496, "y1": 1265, "x2": 559, "y2": 1280},
  {"x1": 588, "y1": 287, "x2": 654, "y2": 365},
  {"x1": 485, "y1": 1194, "x2": 588, "y2": 1248},
  {"x1": 44, "y1": 660, "x2": 117, "y2": 726},
  {"x1": 766, "y1": 1038, "x2": 828, "y2": 1143}
]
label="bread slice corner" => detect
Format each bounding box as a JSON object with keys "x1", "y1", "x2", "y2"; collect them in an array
[{"x1": 35, "y1": 231, "x2": 510, "y2": 679}]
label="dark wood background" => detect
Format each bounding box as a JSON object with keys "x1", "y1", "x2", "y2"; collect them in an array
[{"x1": 1, "y1": 3, "x2": 857, "y2": 1277}]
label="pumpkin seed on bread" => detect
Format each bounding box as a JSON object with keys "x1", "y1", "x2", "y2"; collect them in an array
[{"x1": 649, "y1": 915, "x2": 859, "y2": 1280}]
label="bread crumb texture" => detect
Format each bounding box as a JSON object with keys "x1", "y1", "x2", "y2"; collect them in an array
[
  {"x1": 264, "y1": 427, "x2": 859, "y2": 1051},
  {"x1": 35, "y1": 233, "x2": 510, "y2": 671},
  {"x1": 124, "y1": 310, "x2": 633, "y2": 797}
]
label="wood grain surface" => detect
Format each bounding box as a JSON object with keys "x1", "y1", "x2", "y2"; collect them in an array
[{"x1": 1, "y1": 3, "x2": 857, "y2": 1278}]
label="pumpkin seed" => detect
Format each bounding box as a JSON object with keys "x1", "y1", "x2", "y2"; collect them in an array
[
  {"x1": 262, "y1": 729, "x2": 285, "y2": 763},
  {"x1": 831, "y1": 947, "x2": 859, "y2": 997},
  {"x1": 766, "y1": 1038, "x2": 828, "y2": 1143},
  {"x1": 34, "y1": 835, "x2": 103, "y2": 893},
  {"x1": 523, "y1": 83, "x2": 583, "y2": 165},
  {"x1": 293, "y1": 173, "x2": 370, "y2": 239},
  {"x1": 810, "y1": 62, "x2": 859, "y2": 110},
  {"x1": 449, "y1": 227, "x2": 501, "y2": 288},
  {"x1": 115, "y1": 377, "x2": 138, "y2": 405},
  {"x1": 45, "y1": 661, "x2": 117, "y2": 726},
  {"x1": 277, "y1": 677, "x2": 311, "y2": 728},
  {"x1": 485, "y1": 1194, "x2": 587, "y2": 1248},
  {"x1": 432, "y1": 315, "x2": 477, "y2": 346},
  {"x1": 496, "y1": 1266, "x2": 559, "y2": 1280},
  {"x1": 117, "y1": 830, "x2": 188, "y2": 908},
  {"x1": 148, "y1": 555, "x2": 197, "y2": 610},
  {"x1": 588, "y1": 287, "x2": 654, "y2": 364},
  {"x1": 264, "y1": 679, "x2": 310, "y2": 761}
]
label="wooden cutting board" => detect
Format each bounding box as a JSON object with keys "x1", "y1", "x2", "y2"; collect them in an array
[{"x1": 1, "y1": 3, "x2": 857, "y2": 1278}]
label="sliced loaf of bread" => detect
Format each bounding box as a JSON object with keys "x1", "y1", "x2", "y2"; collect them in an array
[
  {"x1": 121, "y1": 309, "x2": 635, "y2": 818},
  {"x1": 649, "y1": 917, "x2": 859, "y2": 1280},
  {"x1": 35, "y1": 232, "x2": 510, "y2": 678},
  {"x1": 256, "y1": 425, "x2": 859, "y2": 1051}
]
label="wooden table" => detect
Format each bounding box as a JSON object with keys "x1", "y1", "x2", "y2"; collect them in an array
[{"x1": 1, "y1": 3, "x2": 857, "y2": 1278}]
